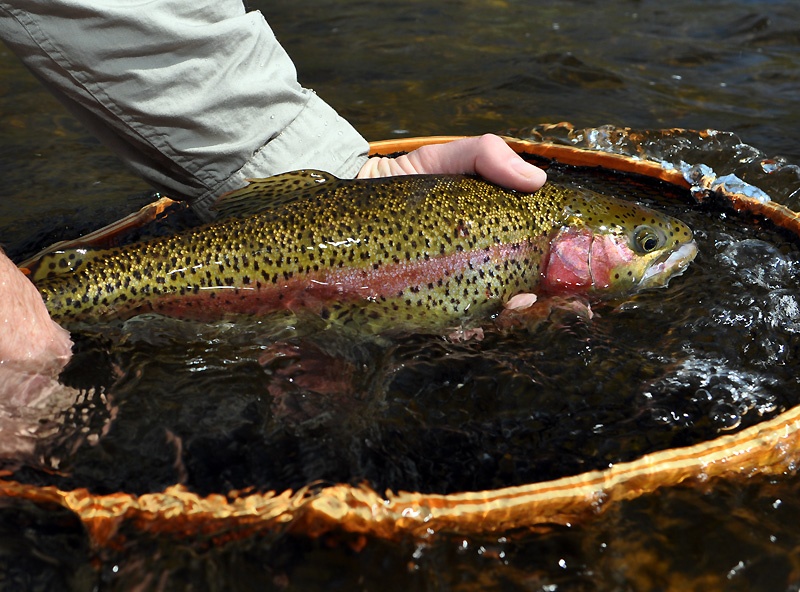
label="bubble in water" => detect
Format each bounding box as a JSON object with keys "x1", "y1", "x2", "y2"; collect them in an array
[
  {"x1": 692, "y1": 241, "x2": 800, "y2": 365},
  {"x1": 766, "y1": 291, "x2": 800, "y2": 334},
  {"x1": 717, "y1": 239, "x2": 795, "y2": 289},
  {"x1": 709, "y1": 401, "x2": 741, "y2": 430},
  {"x1": 693, "y1": 388, "x2": 713, "y2": 402},
  {"x1": 650, "y1": 407, "x2": 673, "y2": 425},
  {"x1": 643, "y1": 355, "x2": 780, "y2": 432}
]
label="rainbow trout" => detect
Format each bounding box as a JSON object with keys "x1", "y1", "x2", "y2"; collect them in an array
[{"x1": 33, "y1": 171, "x2": 697, "y2": 330}]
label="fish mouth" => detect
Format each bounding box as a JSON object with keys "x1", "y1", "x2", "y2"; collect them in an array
[{"x1": 640, "y1": 240, "x2": 698, "y2": 287}]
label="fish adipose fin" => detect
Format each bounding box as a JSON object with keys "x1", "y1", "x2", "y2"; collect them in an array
[{"x1": 212, "y1": 170, "x2": 338, "y2": 219}]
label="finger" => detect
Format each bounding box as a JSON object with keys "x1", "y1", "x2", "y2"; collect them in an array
[{"x1": 407, "y1": 134, "x2": 547, "y2": 192}]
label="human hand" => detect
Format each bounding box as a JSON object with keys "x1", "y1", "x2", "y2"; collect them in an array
[
  {"x1": 0, "y1": 249, "x2": 76, "y2": 457},
  {"x1": 357, "y1": 133, "x2": 547, "y2": 192},
  {"x1": 0, "y1": 250, "x2": 72, "y2": 378}
]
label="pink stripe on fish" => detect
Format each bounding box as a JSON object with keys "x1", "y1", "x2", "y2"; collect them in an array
[{"x1": 146, "y1": 240, "x2": 543, "y2": 320}]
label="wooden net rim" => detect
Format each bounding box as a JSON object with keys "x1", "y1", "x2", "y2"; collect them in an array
[{"x1": 8, "y1": 132, "x2": 800, "y2": 548}]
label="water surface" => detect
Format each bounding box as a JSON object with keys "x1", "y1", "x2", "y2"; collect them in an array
[{"x1": 3, "y1": 1, "x2": 800, "y2": 590}]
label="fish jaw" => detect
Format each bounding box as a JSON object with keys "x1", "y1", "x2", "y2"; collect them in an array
[{"x1": 638, "y1": 240, "x2": 698, "y2": 289}]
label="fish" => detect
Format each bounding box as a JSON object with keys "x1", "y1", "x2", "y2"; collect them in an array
[{"x1": 32, "y1": 170, "x2": 697, "y2": 331}]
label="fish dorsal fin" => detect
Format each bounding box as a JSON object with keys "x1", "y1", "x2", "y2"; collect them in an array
[
  {"x1": 212, "y1": 170, "x2": 338, "y2": 219},
  {"x1": 29, "y1": 248, "x2": 105, "y2": 283}
]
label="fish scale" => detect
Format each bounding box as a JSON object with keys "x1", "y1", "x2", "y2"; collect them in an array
[{"x1": 33, "y1": 171, "x2": 695, "y2": 331}]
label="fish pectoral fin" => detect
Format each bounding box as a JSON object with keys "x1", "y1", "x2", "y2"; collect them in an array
[
  {"x1": 29, "y1": 248, "x2": 105, "y2": 283},
  {"x1": 211, "y1": 170, "x2": 339, "y2": 219}
]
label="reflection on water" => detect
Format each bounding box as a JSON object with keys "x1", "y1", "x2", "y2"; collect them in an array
[
  {"x1": 266, "y1": 0, "x2": 800, "y2": 155},
  {"x1": 3, "y1": 0, "x2": 800, "y2": 589}
]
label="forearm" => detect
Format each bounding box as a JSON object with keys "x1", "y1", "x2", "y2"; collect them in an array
[{"x1": 0, "y1": 1, "x2": 369, "y2": 215}]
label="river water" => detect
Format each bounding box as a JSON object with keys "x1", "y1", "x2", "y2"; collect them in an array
[{"x1": 2, "y1": 1, "x2": 800, "y2": 590}]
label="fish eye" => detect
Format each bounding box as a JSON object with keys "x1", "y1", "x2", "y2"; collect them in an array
[{"x1": 632, "y1": 225, "x2": 663, "y2": 254}]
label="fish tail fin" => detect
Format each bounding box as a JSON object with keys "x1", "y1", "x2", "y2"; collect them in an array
[{"x1": 29, "y1": 248, "x2": 107, "y2": 284}]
